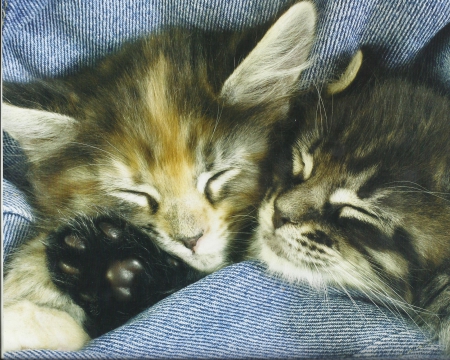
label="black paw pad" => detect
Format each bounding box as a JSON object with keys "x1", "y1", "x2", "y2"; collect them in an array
[
  {"x1": 99, "y1": 222, "x2": 122, "y2": 241},
  {"x1": 106, "y1": 259, "x2": 144, "y2": 301},
  {"x1": 64, "y1": 234, "x2": 86, "y2": 250}
]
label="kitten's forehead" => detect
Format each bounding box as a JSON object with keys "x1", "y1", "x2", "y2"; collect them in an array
[
  {"x1": 144, "y1": 54, "x2": 183, "y2": 122},
  {"x1": 291, "y1": 130, "x2": 379, "y2": 190}
]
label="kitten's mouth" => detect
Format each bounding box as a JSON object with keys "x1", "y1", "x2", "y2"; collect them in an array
[
  {"x1": 153, "y1": 228, "x2": 228, "y2": 273},
  {"x1": 192, "y1": 235, "x2": 204, "y2": 253},
  {"x1": 189, "y1": 228, "x2": 217, "y2": 254},
  {"x1": 258, "y1": 219, "x2": 337, "y2": 271}
]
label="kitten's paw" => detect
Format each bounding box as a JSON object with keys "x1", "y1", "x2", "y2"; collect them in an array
[
  {"x1": 105, "y1": 257, "x2": 144, "y2": 302},
  {"x1": 49, "y1": 220, "x2": 145, "y2": 306},
  {"x1": 47, "y1": 219, "x2": 148, "y2": 336},
  {"x1": 46, "y1": 216, "x2": 204, "y2": 336},
  {"x1": 3, "y1": 300, "x2": 89, "y2": 352}
]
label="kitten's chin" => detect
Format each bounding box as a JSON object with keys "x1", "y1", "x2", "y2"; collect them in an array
[
  {"x1": 174, "y1": 246, "x2": 228, "y2": 273},
  {"x1": 253, "y1": 238, "x2": 327, "y2": 289},
  {"x1": 186, "y1": 252, "x2": 227, "y2": 273},
  {"x1": 156, "y1": 232, "x2": 229, "y2": 273}
]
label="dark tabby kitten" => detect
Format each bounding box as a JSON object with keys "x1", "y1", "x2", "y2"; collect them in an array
[
  {"x1": 252, "y1": 55, "x2": 450, "y2": 352},
  {"x1": 2, "y1": 2, "x2": 316, "y2": 351}
]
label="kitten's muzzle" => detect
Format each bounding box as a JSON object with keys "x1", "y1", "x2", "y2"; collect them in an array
[
  {"x1": 272, "y1": 197, "x2": 335, "y2": 249},
  {"x1": 273, "y1": 207, "x2": 296, "y2": 229},
  {"x1": 272, "y1": 185, "x2": 326, "y2": 230}
]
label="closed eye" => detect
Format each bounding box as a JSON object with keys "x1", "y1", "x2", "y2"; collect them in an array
[
  {"x1": 339, "y1": 205, "x2": 376, "y2": 220},
  {"x1": 292, "y1": 145, "x2": 314, "y2": 182},
  {"x1": 198, "y1": 168, "x2": 241, "y2": 204},
  {"x1": 330, "y1": 188, "x2": 381, "y2": 228},
  {"x1": 337, "y1": 205, "x2": 385, "y2": 232},
  {"x1": 115, "y1": 189, "x2": 159, "y2": 214}
]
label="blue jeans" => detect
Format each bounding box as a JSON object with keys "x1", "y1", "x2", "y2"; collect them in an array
[{"x1": 3, "y1": 0, "x2": 450, "y2": 358}]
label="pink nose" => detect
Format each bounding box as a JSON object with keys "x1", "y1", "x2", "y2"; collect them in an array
[{"x1": 177, "y1": 232, "x2": 203, "y2": 250}]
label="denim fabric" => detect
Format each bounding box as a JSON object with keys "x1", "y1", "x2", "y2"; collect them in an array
[
  {"x1": 2, "y1": 0, "x2": 450, "y2": 358},
  {"x1": 4, "y1": 261, "x2": 447, "y2": 359},
  {"x1": 3, "y1": 0, "x2": 450, "y2": 89},
  {"x1": 3, "y1": 132, "x2": 29, "y2": 188},
  {"x1": 2, "y1": 178, "x2": 34, "y2": 265},
  {"x1": 2, "y1": 0, "x2": 288, "y2": 82},
  {"x1": 415, "y1": 23, "x2": 450, "y2": 93}
]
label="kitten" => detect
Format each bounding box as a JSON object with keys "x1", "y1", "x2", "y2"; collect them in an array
[
  {"x1": 252, "y1": 55, "x2": 450, "y2": 352},
  {"x1": 2, "y1": 2, "x2": 317, "y2": 351}
]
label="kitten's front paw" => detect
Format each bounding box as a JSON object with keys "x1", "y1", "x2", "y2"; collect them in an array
[
  {"x1": 3, "y1": 300, "x2": 89, "y2": 352},
  {"x1": 48, "y1": 220, "x2": 145, "y2": 304},
  {"x1": 46, "y1": 218, "x2": 147, "y2": 336},
  {"x1": 46, "y1": 216, "x2": 204, "y2": 337}
]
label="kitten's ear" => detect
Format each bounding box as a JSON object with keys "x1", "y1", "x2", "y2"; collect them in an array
[
  {"x1": 327, "y1": 50, "x2": 363, "y2": 95},
  {"x1": 220, "y1": 1, "x2": 316, "y2": 108},
  {"x1": 2, "y1": 103, "x2": 78, "y2": 162}
]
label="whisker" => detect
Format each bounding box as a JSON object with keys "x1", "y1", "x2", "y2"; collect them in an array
[
  {"x1": 342, "y1": 263, "x2": 432, "y2": 336},
  {"x1": 68, "y1": 141, "x2": 120, "y2": 160},
  {"x1": 209, "y1": 104, "x2": 223, "y2": 144},
  {"x1": 327, "y1": 269, "x2": 371, "y2": 325}
]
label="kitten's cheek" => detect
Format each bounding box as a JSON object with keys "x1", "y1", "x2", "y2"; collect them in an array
[{"x1": 192, "y1": 232, "x2": 225, "y2": 255}]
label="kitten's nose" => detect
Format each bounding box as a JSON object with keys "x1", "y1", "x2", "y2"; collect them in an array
[
  {"x1": 273, "y1": 207, "x2": 292, "y2": 229},
  {"x1": 177, "y1": 232, "x2": 203, "y2": 250}
]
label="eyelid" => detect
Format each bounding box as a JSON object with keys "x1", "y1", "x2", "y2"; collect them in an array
[
  {"x1": 338, "y1": 204, "x2": 375, "y2": 218},
  {"x1": 330, "y1": 189, "x2": 376, "y2": 217},
  {"x1": 114, "y1": 189, "x2": 159, "y2": 213},
  {"x1": 338, "y1": 205, "x2": 383, "y2": 232},
  {"x1": 199, "y1": 168, "x2": 241, "y2": 203},
  {"x1": 292, "y1": 149, "x2": 304, "y2": 178}
]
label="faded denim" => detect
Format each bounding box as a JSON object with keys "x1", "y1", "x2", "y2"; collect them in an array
[{"x1": 2, "y1": 0, "x2": 450, "y2": 358}]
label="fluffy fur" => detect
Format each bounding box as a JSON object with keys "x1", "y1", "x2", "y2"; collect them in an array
[
  {"x1": 252, "y1": 59, "x2": 450, "y2": 352},
  {"x1": 2, "y1": 2, "x2": 316, "y2": 351}
]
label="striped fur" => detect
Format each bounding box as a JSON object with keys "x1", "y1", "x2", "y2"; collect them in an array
[{"x1": 253, "y1": 64, "x2": 450, "y2": 352}]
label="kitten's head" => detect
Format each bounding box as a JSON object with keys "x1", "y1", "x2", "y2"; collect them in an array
[
  {"x1": 3, "y1": 2, "x2": 316, "y2": 272},
  {"x1": 253, "y1": 68, "x2": 450, "y2": 302}
]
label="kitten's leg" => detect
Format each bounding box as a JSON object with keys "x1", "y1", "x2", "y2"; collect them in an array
[{"x1": 3, "y1": 235, "x2": 90, "y2": 352}]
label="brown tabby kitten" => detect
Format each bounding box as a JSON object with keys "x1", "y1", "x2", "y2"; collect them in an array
[
  {"x1": 252, "y1": 55, "x2": 450, "y2": 352},
  {"x1": 2, "y1": 2, "x2": 316, "y2": 351}
]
